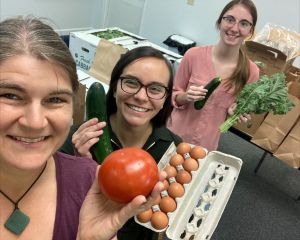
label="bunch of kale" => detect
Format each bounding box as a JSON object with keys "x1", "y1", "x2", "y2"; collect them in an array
[{"x1": 219, "y1": 72, "x2": 294, "y2": 133}]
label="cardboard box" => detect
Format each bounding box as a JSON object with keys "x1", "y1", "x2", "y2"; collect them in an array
[
  {"x1": 72, "y1": 70, "x2": 110, "y2": 125},
  {"x1": 69, "y1": 27, "x2": 145, "y2": 72},
  {"x1": 69, "y1": 27, "x2": 182, "y2": 73},
  {"x1": 274, "y1": 117, "x2": 300, "y2": 168},
  {"x1": 232, "y1": 113, "x2": 267, "y2": 138},
  {"x1": 245, "y1": 41, "x2": 297, "y2": 76},
  {"x1": 285, "y1": 65, "x2": 300, "y2": 83}
]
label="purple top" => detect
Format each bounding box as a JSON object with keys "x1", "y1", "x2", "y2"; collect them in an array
[{"x1": 52, "y1": 152, "x2": 97, "y2": 240}]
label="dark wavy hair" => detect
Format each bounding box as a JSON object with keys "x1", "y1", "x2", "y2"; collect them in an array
[{"x1": 106, "y1": 46, "x2": 174, "y2": 127}]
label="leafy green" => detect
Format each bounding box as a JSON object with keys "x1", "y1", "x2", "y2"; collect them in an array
[
  {"x1": 219, "y1": 72, "x2": 294, "y2": 133},
  {"x1": 93, "y1": 29, "x2": 125, "y2": 39}
]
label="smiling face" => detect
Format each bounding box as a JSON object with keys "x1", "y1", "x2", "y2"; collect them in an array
[
  {"x1": 219, "y1": 4, "x2": 253, "y2": 46},
  {"x1": 114, "y1": 57, "x2": 170, "y2": 128},
  {"x1": 0, "y1": 55, "x2": 73, "y2": 170}
]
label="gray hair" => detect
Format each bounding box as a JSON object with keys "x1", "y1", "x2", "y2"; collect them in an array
[{"x1": 0, "y1": 16, "x2": 78, "y2": 92}]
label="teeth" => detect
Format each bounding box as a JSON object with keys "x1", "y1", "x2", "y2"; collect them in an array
[
  {"x1": 128, "y1": 105, "x2": 148, "y2": 112},
  {"x1": 14, "y1": 136, "x2": 45, "y2": 143}
]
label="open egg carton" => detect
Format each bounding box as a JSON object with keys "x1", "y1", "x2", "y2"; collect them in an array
[{"x1": 134, "y1": 142, "x2": 243, "y2": 240}]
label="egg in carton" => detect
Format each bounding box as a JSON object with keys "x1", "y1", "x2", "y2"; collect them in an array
[{"x1": 134, "y1": 142, "x2": 243, "y2": 240}]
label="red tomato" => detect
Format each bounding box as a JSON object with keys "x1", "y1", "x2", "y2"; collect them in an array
[{"x1": 98, "y1": 147, "x2": 159, "y2": 203}]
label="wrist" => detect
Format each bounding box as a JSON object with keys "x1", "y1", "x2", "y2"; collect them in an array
[{"x1": 176, "y1": 93, "x2": 189, "y2": 106}]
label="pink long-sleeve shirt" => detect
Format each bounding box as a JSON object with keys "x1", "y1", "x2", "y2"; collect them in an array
[{"x1": 167, "y1": 46, "x2": 259, "y2": 151}]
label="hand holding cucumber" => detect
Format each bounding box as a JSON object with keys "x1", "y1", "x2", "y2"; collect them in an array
[
  {"x1": 185, "y1": 85, "x2": 208, "y2": 102},
  {"x1": 72, "y1": 118, "x2": 107, "y2": 159},
  {"x1": 194, "y1": 77, "x2": 222, "y2": 110}
]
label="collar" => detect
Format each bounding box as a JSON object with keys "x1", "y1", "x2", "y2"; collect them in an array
[{"x1": 109, "y1": 124, "x2": 174, "y2": 150}]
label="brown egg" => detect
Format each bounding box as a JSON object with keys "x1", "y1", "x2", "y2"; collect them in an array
[
  {"x1": 168, "y1": 182, "x2": 185, "y2": 198},
  {"x1": 175, "y1": 170, "x2": 192, "y2": 184},
  {"x1": 137, "y1": 208, "x2": 153, "y2": 223},
  {"x1": 151, "y1": 211, "x2": 169, "y2": 230},
  {"x1": 159, "y1": 196, "x2": 177, "y2": 213},
  {"x1": 190, "y1": 145, "x2": 207, "y2": 159},
  {"x1": 183, "y1": 158, "x2": 199, "y2": 172},
  {"x1": 176, "y1": 142, "x2": 192, "y2": 156},
  {"x1": 164, "y1": 165, "x2": 177, "y2": 178},
  {"x1": 169, "y1": 153, "x2": 184, "y2": 167}
]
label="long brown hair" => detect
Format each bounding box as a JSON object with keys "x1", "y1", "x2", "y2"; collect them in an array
[{"x1": 216, "y1": 0, "x2": 258, "y2": 95}]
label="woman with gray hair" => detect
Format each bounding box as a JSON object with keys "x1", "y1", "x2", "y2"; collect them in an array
[{"x1": 0, "y1": 16, "x2": 165, "y2": 240}]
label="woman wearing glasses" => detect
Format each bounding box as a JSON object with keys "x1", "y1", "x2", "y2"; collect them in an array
[
  {"x1": 61, "y1": 46, "x2": 181, "y2": 240},
  {"x1": 167, "y1": 0, "x2": 259, "y2": 152}
]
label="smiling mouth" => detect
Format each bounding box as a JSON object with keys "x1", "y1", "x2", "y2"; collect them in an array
[
  {"x1": 127, "y1": 104, "x2": 150, "y2": 112},
  {"x1": 225, "y1": 32, "x2": 240, "y2": 38},
  {"x1": 10, "y1": 136, "x2": 48, "y2": 144}
]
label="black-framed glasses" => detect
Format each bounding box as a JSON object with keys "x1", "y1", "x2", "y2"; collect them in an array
[
  {"x1": 120, "y1": 76, "x2": 169, "y2": 100},
  {"x1": 222, "y1": 16, "x2": 253, "y2": 30}
]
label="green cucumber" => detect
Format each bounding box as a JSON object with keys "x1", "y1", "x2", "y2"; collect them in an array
[
  {"x1": 86, "y1": 82, "x2": 113, "y2": 164},
  {"x1": 194, "y1": 77, "x2": 222, "y2": 110}
]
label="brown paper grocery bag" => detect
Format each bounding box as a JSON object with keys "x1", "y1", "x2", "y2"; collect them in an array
[
  {"x1": 274, "y1": 118, "x2": 300, "y2": 168},
  {"x1": 89, "y1": 39, "x2": 127, "y2": 84},
  {"x1": 233, "y1": 113, "x2": 267, "y2": 138},
  {"x1": 73, "y1": 82, "x2": 86, "y2": 126},
  {"x1": 251, "y1": 94, "x2": 300, "y2": 152}
]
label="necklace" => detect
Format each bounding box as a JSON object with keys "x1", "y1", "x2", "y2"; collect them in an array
[{"x1": 0, "y1": 161, "x2": 47, "y2": 235}]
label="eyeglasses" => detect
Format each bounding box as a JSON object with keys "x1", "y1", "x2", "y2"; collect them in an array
[
  {"x1": 222, "y1": 16, "x2": 253, "y2": 30},
  {"x1": 120, "y1": 76, "x2": 169, "y2": 100}
]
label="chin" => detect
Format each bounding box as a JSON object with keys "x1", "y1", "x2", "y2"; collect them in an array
[{"x1": 7, "y1": 152, "x2": 52, "y2": 170}]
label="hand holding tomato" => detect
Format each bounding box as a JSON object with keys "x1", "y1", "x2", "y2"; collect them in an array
[
  {"x1": 78, "y1": 164, "x2": 166, "y2": 240},
  {"x1": 98, "y1": 147, "x2": 160, "y2": 203}
]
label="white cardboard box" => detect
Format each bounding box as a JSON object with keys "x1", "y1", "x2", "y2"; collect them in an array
[
  {"x1": 77, "y1": 69, "x2": 109, "y2": 93},
  {"x1": 69, "y1": 27, "x2": 182, "y2": 73}
]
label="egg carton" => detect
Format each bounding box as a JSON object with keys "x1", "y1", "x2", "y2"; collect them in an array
[{"x1": 134, "y1": 142, "x2": 242, "y2": 240}]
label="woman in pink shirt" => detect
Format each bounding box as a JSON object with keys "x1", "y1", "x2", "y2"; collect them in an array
[{"x1": 167, "y1": 0, "x2": 260, "y2": 151}]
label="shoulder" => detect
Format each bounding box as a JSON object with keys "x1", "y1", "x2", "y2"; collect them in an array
[
  {"x1": 146, "y1": 127, "x2": 182, "y2": 162},
  {"x1": 54, "y1": 152, "x2": 97, "y2": 180},
  {"x1": 154, "y1": 126, "x2": 182, "y2": 146},
  {"x1": 184, "y1": 45, "x2": 211, "y2": 58}
]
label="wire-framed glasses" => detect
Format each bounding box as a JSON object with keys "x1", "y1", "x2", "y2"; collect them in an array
[
  {"x1": 120, "y1": 76, "x2": 169, "y2": 100},
  {"x1": 222, "y1": 16, "x2": 253, "y2": 30}
]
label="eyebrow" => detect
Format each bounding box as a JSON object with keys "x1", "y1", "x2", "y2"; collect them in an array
[{"x1": 0, "y1": 82, "x2": 74, "y2": 96}]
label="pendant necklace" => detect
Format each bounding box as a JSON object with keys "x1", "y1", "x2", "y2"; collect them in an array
[{"x1": 0, "y1": 161, "x2": 47, "y2": 235}]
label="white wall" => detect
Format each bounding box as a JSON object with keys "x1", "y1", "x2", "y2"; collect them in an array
[
  {"x1": 0, "y1": 0, "x2": 299, "y2": 65},
  {"x1": 139, "y1": 0, "x2": 300, "y2": 66},
  {"x1": 0, "y1": 0, "x2": 106, "y2": 34},
  {"x1": 140, "y1": 0, "x2": 300, "y2": 46}
]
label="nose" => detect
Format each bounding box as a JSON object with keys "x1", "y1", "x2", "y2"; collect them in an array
[
  {"x1": 134, "y1": 86, "x2": 149, "y2": 101},
  {"x1": 229, "y1": 22, "x2": 239, "y2": 31},
  {"x1": 19, "y1": 102, "x2": 48, "y2": 130}
]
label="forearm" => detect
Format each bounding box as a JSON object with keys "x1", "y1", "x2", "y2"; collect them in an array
[{"x1": 175, "y1": 92, "x2": 189, "y2": 106}]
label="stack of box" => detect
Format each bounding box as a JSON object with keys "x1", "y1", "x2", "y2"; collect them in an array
[
  {"x1": 233, "y1": 24, "x2": 300, "y2": 168},
  {"x1": 233, "y1": 24, "x2": 300, "y2": 138},
  {"x1": 69, "y1": 27, "x2": 182, "y2": 74}
]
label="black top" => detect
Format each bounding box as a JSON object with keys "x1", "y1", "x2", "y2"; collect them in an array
[{"x1": 59, "y1": 123, "x2": 182, "y2": 240}]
